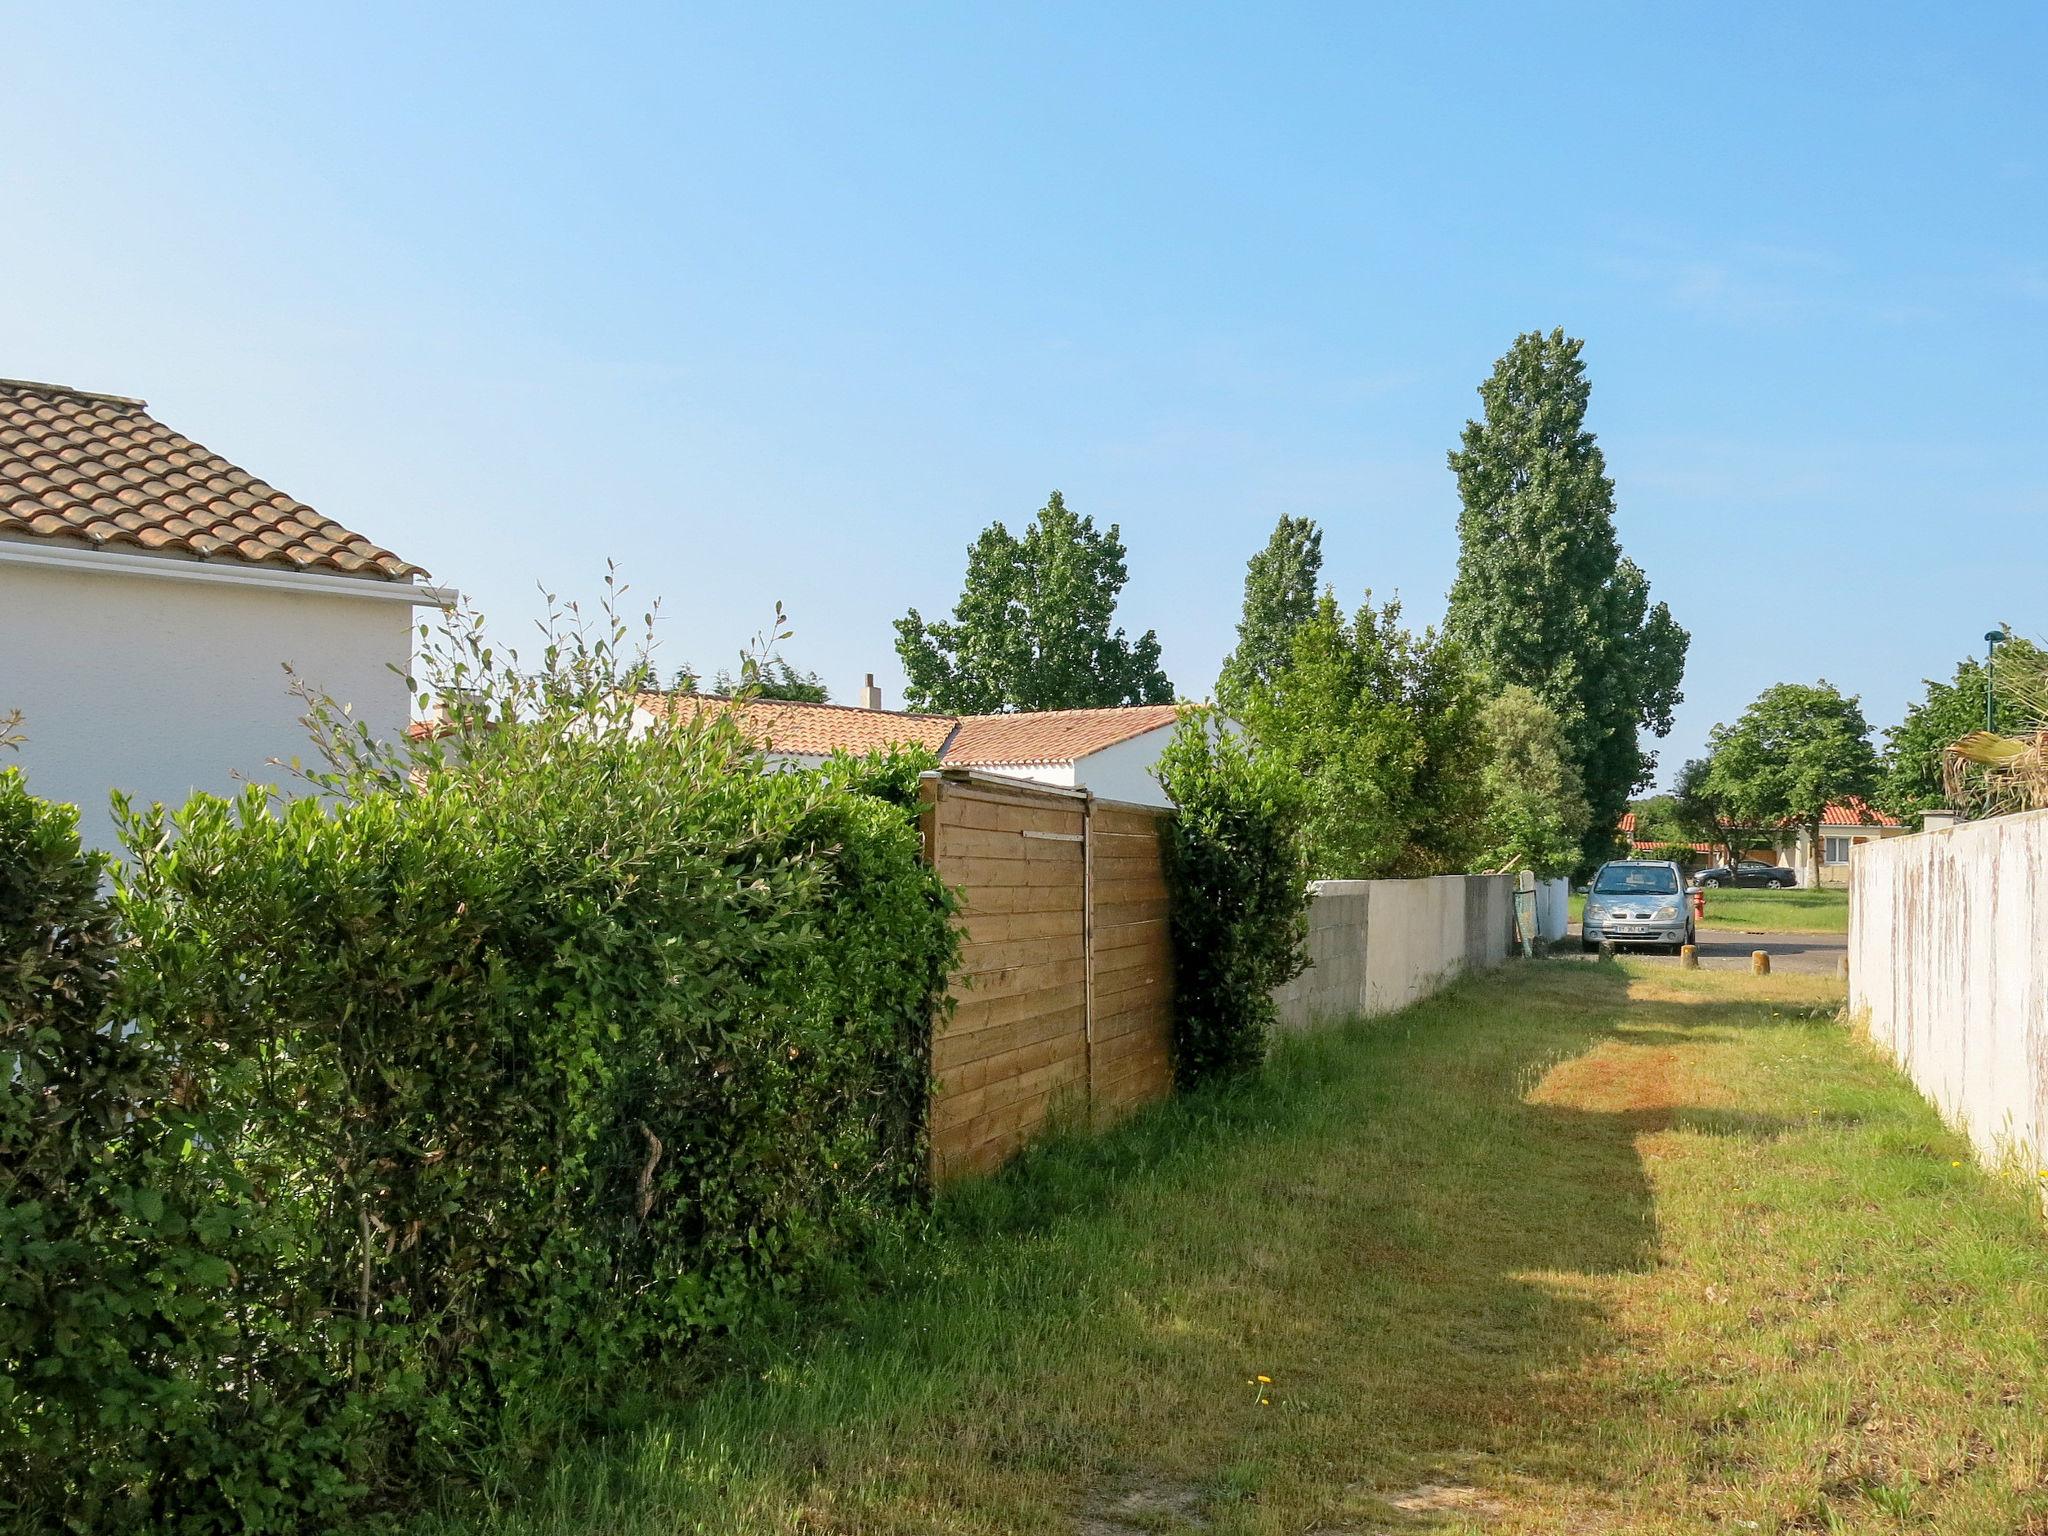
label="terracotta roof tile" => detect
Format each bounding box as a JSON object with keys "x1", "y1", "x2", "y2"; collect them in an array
[
  {"x1": 637, "y1": 694, "x2": 958, "y2": 757},
  {"x1": 942, "y1": 705, "x2": 1182, "y2": 767},
  {"x1": 0, "y1": 378, "x2": 420, "y2": 579},
  {"x1": 1820, "y1": 796, "x2": 1901, "y2": 828},
  {"x1": 634, "y1": 695, "x2": 1185, "y2": 768}
]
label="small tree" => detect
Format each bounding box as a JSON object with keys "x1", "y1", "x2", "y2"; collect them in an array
[
  {"x1": 1155, "y1": 710, "x2": 1309, "y2": 1085},
  {"x1": 1477, "y1": 686, "x2": 1591, "y2": 877},
  {"x1": 1216, "y1": 515, "x2": 1322, "y2": 714},
  {"x1": 1703, "y1": 682, "x2": 1878, "y2": 881},
  {"x1": 1241, "y1": 593, "x2": 1488, "y2": 879},
  {"x1": 893, "y1": 491, "x2": 1171, "y2": 713},
  {"x1": 1671, "y1": 756, "x2": 1751, "y2": 866}
]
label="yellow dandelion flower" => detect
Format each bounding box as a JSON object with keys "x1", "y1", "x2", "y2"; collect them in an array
[{"x1": 1256, "y1": 1374, "x2": 1272, "y2": 1383}]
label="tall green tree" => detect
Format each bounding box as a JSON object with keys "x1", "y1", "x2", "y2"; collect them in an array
[
  {"x1": 1444, "y1": 329, "x2": 1689, "y2": 863},
  {"x1": 1242, "y1": 592, "x2": 1488, "y2": 879},
  {"x1": 1877, "y1": 657, "x2": 1988, "y2": 825},
  {"x1": 894, "y1": 491, "x2": 1171, "y2": 713},
  {"x1": 1477, "y1": 685, "x2": 1592, "y2": 877},
  {"x1": 1703, "y1": 681, "x2": 1878, "y2": 881},
  {"x1": 1216, "y1": 516, "x2": 1322, "y2": 713},
  {"x1": 1671, "y1": 755, "x2": 1752, "y2": 866}
]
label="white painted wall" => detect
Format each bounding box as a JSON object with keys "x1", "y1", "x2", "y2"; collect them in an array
[
  {"x1": 1273, "y1": 873, "x2": 1517, "y2": 1032},
  {"x1": 1, "y1": 556, "x2": 423, "y2": 855},
  {"x1": 1070, "y1": 724, "x2": 1176, "y2": 806},
  {"x1": 1849, "y1": 809, "x2": 2048, "y2": 1195}
]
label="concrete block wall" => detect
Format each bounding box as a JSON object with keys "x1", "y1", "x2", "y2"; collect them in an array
[
  {"x1": 1849, "y1": 808, "x2": 2048, "y2": 1185},
  {"x1": 1274, "y1": 872, "x2": 1518, "y2": 1033}
]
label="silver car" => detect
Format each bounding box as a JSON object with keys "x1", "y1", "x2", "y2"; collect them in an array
[{"x1": 1581, "y1": 860, "x2": 1694, "y2": 954}]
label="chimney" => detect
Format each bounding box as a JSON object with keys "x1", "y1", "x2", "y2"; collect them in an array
[
  {"x1": 1919, "y1": 808, "x2": 1959, "y2": 832},
  {"x1": 859, "y1": 673, "x2": 883, "y2": 711}
]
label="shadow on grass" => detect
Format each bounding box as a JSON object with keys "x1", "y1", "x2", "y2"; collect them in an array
[{"x1": 422, "y1": 957, "x2": 1803, "y2": 1534}]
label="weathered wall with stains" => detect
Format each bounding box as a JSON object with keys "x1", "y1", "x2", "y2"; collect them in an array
[
  {"x1": 1849, "y1": 809, "x2": 2048, "y2": 1183},
  {"x1": 1272, "y1": 874, "x2": 1515, "y2": 1033}
]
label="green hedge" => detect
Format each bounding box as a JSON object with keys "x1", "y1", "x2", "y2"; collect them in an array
[
  {"x1": 1155, "y1": 710, "x2": 1311, "y2": 1085},
  {"x1": 0, "y1": 720, "x2": 956, "y2": 1531}
]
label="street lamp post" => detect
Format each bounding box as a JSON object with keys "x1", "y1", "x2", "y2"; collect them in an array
[{"x1": 1985, "y1": 630, "x2": 2007, "y2": 733}]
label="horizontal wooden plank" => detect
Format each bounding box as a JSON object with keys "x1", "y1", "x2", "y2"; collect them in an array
[
  {"x1": 1090, "y1": 876, "x2": 1170, "y2": 906},
  {"x1": 1091, "y1": 806, "x2": 1169, "y2": 836},
  {"x1": 944, "y1": 980, "x2": 1088, "y2": 1034},
  {"x1": 1092, "y1": 896, "x2": 1169, "y2": 929},
  {"x1": 940, "y1": 796, "x2": 1085, "y2": 836},
  {"x1": 960, "y1": 907, "x2": 1084, "y2": 945},
  {"x1": 932, "y1": 1051, "x2": 1087, "y2": 1133},
  {"x1": 948, "y1": 882, "x2": 1084, "y2": 918},
  {"x1": 1093, "y1": 1002, "x2": 1171, "y2": 1044},
  {"x1": 1093, "y1": 916, "x2": 1168, "y2": 949},
  {"x1": 1094, "y1": 943, "x2": 1167, "y2": 980},
  {"x1": 958, "y1": 933, "x2": 1085, "y2": 976},
  {"x1": 1096, "y1": 972, "x2": 1170, "y2": 1015},
  {"x1": 936, "y1": 1032, "x2": 1087, "y2": 1100},
  {"x1": 952, "y1": 957, "x2": 1089, "y2": 999},
  {"x1": 1093, "y1": 1025, "x2": 1169, "y2": 1070},
  {"x1": 934, "y1": 782, "x2": 1087, "y2": 816},
  {"x1": 938, "y1": 854, "x2": 1084, "y2": 891},
  {"x1": 934, "y1": 1002, "x2": 1086, "y2": 1071},
  {"x1": 939, "y1": 825, "x2": 1086, "y2": 865}
]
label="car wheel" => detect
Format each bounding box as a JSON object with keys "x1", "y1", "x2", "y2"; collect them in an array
[
  {"x1": 1703, "y1": 877, "x2": 1723, "y2": 887},
  {"x1": 1581, "y1": 939, "x2": 1597, "y2": 953}
]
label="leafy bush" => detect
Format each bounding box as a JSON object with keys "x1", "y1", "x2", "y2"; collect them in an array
[
  {"x1": 1155, "y1": 709, "x2": 1310, "y2": 1085},
  {"x1": 0, "y1": 593, "x2": 958, "y2": 1532}
]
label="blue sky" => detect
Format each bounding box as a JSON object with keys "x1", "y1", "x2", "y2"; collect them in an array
[{"x1": 5, "y1": 4, "x2": 2043, "y2": 784}]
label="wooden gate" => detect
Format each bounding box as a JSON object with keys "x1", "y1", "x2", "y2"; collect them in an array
[{"x1": 920, "y1": 770, "x2": 1175, "y2": 1178}]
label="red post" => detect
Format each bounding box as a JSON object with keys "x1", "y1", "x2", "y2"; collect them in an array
[{"x1": 1691, "y1": 889, "x2": 1706, "y2": 923}]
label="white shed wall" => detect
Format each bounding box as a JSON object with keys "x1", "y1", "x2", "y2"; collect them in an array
[{"x1": 1, "y1": 558, "x2": 417, "y2": 854}]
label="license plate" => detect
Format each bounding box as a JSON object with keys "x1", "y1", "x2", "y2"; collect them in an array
[{"x1": 1607, "y1": 925, "x2": 1654, "y2": 936}]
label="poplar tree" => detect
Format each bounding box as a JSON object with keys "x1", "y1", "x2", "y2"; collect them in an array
[
  {"x1": 1216, "y1": 516, "x2": 1322, "y2": 714},
  {"x1": 1445, "y1": 329, "x2": 1689, "y2": 861},
  {"x1": 894, "y1": 491, "x2": 1172, "y2": 713}
]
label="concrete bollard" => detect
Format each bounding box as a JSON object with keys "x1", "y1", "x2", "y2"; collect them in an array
[
  {"x1": 1751, "y1": 950, "x2": 1771, "y2": 976},
  {"x1": 1598, "y1": 940, "x2": 1618, "y2": 961},
  {"x1": 1836, "y1": 955, "x2": 1849, "y2": 982},
  {"x1": 1679, "y1": 944, "x2": 1699, "y2": 969}
]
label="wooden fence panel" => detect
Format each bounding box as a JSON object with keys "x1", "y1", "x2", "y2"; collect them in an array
[{"x1": 923, "y1": 773, "x2": 1176, "y2": 1179}]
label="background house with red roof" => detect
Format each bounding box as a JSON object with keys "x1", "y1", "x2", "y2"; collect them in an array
[
  {"x1": 0, "y1": 379, "x2": 452, "y2": 853},
  {"x1": 1782, "y1": 797, "x2": 1906, "y2": 887},
  {"x1": 636, "y1": 689, "x2": 1188, "y2": 806},
  {"x1": 1616, "y1": 798, "x2": 1904, "y2": 887}
]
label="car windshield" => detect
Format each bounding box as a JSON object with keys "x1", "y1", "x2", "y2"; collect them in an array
[{"x1": 1592, "y1": 864, "x2": 1680, "y2": 896}]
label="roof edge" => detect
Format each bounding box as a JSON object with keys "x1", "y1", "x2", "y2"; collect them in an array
[{"x1": 0, "y1": 377, "x2": 147, "y2": 408}]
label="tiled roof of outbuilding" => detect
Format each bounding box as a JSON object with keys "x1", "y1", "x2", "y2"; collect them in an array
[
  {"x1": 942, "y1": 705, "x2": 1182, "y2": 766},
  {"x1": 0, "y1": 378, "x2": 420, "y2": 579},
  {"x1": 638, "y1": 694, "x2": 959, "y2": 757}
]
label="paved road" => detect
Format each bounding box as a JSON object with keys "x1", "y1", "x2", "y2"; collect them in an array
[{"x1": 1567, "y1": 923, "x2": 1847, "y2": 974}]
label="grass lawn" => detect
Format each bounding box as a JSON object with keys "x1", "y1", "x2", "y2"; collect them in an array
[
  {"x1": 426, "y1": 962, "x2": 2048, "y2": 1535},
  {"x1": 1568, "y1": 886, "x2": 1851, "y2": 933}
]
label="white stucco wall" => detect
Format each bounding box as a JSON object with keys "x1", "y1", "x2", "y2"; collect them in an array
[
  {"x1": 1849, "y1": 809, "x2": 2048, "y2": 1192},
  {"x1": 1, "y1": 555, "x2": 425, "y2": 855},
  {"x1": 1069, "y1": 724, "x2": 1176, "y2": 807}
]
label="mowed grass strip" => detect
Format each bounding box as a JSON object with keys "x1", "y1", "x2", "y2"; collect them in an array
[
  {"x1": 1570, "y1": 886, "x2": 1851, "y2": 933},
  {"x1": 423, "y1": 961, "x2": 2048, "y2": 1536}
]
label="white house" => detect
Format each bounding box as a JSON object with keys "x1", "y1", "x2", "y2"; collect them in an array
[
  {"x1": 637, "y1": 684, "x2": 1188, "y2": 807},
  {"x1": 0, "y1": 378, "x2": 453, "y2": 854}
]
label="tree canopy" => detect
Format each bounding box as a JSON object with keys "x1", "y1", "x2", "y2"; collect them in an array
[
  {"x1": 1877, "y1": 656, "x2": 1989, "y2": 824},
  {"x1": 894, "y1": 491, "x2": 1172, "y2": 713},
  {"x1": 1216, "y1": 516, "x2": 1322, "y2": 714},
  {"x1": 1477, "y1": 685, "x2": 1592, "y2": 878},
  {"x1": 1444, "y1": 328, "x2": 1689, "y2": 863},
  {"x1": 1703, "y1": 681, "x2": 1878, "y2": 867},
  {"x1": 1240, "y1": 592, "x2": 1488, "y2": 879}
]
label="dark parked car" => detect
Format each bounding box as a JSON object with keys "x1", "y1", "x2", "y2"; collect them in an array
[{"x1": 1690, "y1": 859, "x2": 1797, "y2": 889}]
